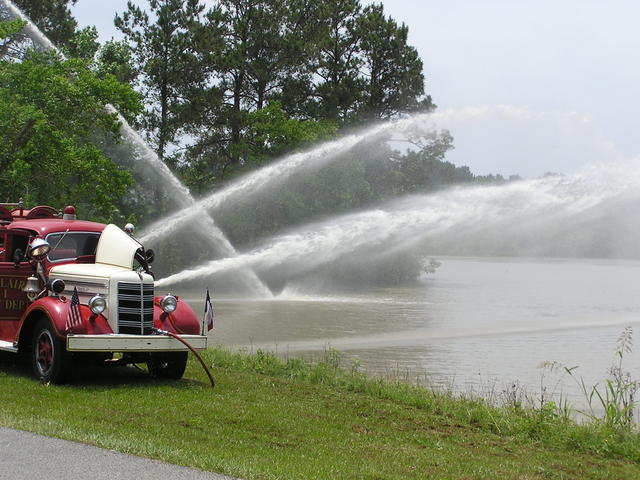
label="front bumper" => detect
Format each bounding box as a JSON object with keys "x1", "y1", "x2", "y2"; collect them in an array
[{"x1": 66, "y1": 334, "x2": 208, "y2": 352}]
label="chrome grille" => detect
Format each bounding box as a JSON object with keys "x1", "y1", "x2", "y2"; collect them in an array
[{"x1": 117, "y1": 282, "x2": 154, "y2": 334}]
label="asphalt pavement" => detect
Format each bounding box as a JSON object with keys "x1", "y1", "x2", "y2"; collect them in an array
[{"x1": 0, "y1": 427, "x2": 239, "y2": 480}]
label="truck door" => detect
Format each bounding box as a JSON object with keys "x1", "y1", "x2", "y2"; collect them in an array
[{"x1": 0, "y1": 231, "x2": 33, "y2": 342}]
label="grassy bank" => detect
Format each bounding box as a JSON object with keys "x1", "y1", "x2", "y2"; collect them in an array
[{"x1": 0, "y1": 348, "x2": 639, "y2": 479}]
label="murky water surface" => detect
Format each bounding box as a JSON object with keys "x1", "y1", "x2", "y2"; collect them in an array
[{"x1": 175, "y1": 257, "x2": 640, "y2": 408}]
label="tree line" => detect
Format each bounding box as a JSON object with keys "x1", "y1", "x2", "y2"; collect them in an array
[{"x1": 113, "y1": 0, "x2": 436, "y2": 190}]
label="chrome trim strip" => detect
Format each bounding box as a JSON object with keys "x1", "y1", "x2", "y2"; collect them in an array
[{"x1": 67, "y1": 334, "x2": 207, "y2": 352}]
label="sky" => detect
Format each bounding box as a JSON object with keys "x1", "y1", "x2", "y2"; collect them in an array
[{"x1": 70, "y1": 0, "x2": 640, "y2": 178}]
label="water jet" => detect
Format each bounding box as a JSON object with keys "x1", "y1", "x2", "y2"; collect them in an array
[{"x1": 156, "y1": 161, "x2": 640, "y2": 288}]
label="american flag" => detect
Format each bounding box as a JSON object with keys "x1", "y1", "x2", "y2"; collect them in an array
[
  {"x1": 204, "y1": 289, "x2": 215, "y2": 332},
  {"x1": 65, "y1": 287, "x2": 82, "y2": 332}
]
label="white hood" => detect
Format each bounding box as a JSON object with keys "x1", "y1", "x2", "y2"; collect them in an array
[{"x1": 95, "y1": 224, "x2": 142, "y2": 269}]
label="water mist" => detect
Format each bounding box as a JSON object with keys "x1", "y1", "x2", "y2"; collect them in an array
[{"x1": 156, "y1": 161, "x2": 640, "y2": 288}]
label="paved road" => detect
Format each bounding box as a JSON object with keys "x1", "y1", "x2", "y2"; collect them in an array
[{"x1": 0, "y1": 427, "x2": 238, "y2": 480}]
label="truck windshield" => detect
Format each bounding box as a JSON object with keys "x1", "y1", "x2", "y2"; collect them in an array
[{"x1": 46, "y1": 232, "x2": 101, "y2": 262}]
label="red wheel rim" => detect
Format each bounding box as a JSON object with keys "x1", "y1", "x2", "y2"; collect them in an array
[{"x1": 36, "y1": 331, "x2": 54, "y2": 375}]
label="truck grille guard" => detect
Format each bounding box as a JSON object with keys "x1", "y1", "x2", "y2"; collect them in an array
[{"x1": 117, "y1": 281, "x2": 154, "y2": 334}]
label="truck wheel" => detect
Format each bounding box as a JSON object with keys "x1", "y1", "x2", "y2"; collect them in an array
[
  {"x1": 147, "y1": 351, "x2": 188, "y2": 380},
  {"x1": 32, "y1": 319, "x2": 69, "y2": 383}
]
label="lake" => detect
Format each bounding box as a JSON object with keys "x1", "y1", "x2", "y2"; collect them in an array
[{"x1": 176, "y1": 257, "x2": 640, "y2": 410}]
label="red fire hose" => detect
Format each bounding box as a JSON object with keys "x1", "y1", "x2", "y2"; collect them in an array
[{"x1": 152, "y1": 328, "x2": 215, "y2": 388}]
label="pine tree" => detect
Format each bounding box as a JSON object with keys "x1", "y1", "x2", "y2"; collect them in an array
[
  {"x1": 356, "y1": 3, "x2": 433, "y2": 120},
  {"x1": 312, "y1": 0, "x2": 362, "y2": 122},
  {"x1": 115, "y1": 0, "x2": 208, "y2": 161}
]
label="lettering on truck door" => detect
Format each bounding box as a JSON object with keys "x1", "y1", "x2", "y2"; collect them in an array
[{"x1": 0, "y1": 231, "x2": 32, "y2": 341}]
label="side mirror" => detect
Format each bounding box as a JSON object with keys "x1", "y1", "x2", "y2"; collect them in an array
[
  {"x1": 145, "y1": 249, "x2": 155, "y2": 265},
  {"x1": 13, "y1": 248, "x2": 24, "y2": 266}
]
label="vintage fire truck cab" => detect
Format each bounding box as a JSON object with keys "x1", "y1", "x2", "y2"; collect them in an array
[{"x1": 0, "y1": 203, "x2": 207, "y2": 383}]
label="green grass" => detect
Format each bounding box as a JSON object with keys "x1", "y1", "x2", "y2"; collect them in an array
[{"x1": 0, "y1": 348, "x2": 639, "y2": 479}]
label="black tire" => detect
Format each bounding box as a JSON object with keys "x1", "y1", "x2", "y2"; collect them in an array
[
  {"x1": 147, "y1": 351, "x2": 188, "y2": 379},
  {"x1": 32, "y1": 318, "x2": 69, "y2": 383}
]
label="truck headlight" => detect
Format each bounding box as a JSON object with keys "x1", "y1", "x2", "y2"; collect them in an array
[
  {"x1": 160, "y1": 294, "x2": 178, "y2": 313},
  {"x1": 28, "y1": 238, "x2": 51, "y2": 260},
  {"x1": 88, "y1": 295, "x2": 106, "y2": 315},
  {"x1": 47, "y1": 278, "x2": 65, "y2": 294}
]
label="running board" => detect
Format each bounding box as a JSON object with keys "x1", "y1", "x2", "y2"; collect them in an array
[{"x1": 0, "y1": 340, "x2": 18, "y2": 353}]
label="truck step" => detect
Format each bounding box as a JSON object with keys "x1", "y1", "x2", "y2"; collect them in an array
[{"x1": 0, "y1": 340, "x2": 17, "y2": 353}]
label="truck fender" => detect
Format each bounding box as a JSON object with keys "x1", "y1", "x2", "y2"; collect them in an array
[
  {"x1": 17, "y1": 297, "x2": 66, "y2": 344},
  {"x1": 153, "y1": 296, "x2": 201, "y2": 335},
  {"x1": 17, "y1": 297, "x2": 112, "y2": 347}
]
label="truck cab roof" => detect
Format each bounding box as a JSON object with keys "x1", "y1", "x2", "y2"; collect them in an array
[
  {"x1": 5, "y1": 218, "x2": 106, "y2": 236},
  {"x1": 0, "y1": 204, "x2": 105, "y2": 236}
]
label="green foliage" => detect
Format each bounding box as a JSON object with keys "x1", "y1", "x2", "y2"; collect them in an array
[
  {"x1": 2, "y1": 0, "x2": 501, "y2": 275},
  {"x1": 0, "y1": 18, "x2": 25, "y2": 39},
  {"x1": 63, "y1": 25, "x2": 99, "y2": 60},
  {"x1": 0, "y1": 16, "x2": 28, "y2": 61},
  {"x1": 216, "y1": 0, "x2": 311, "y2": 112},
  {"x1": 181, "y1": 101, "x2": 337, "y2": 193},
  {"x1": 243, "y1": 102, "x2": 337, "y2": 162},
  {"x1": 94, "y1": 40, "x2": 137, "y2": 85},
  {"x1": 0, "y1": 54, "x2": 141, "y2": 222}
]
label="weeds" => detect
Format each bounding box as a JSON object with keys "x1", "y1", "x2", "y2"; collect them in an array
[
  {"x1": 537, "y1": 360, "x2": 573, "y2": 420},
  {"x1": 562, "y1": 326, "x2": 638, "y2": 430},
  {"x1": 501, "y1": 380, "x2": 527, "y2": 411}
]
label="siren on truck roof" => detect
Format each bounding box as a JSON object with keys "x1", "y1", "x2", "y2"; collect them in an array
[{"x1": 63, "y1": 205, "x2": 76, "y2": 220}]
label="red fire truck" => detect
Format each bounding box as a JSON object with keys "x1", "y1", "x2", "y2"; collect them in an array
[{"x1": 0, "y1": 201, "x2": 207, "y2": 383}]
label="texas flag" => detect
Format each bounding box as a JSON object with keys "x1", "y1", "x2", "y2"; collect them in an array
[{"x1": 203, "y1": 289, "x2": 215, "y2": 333}]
